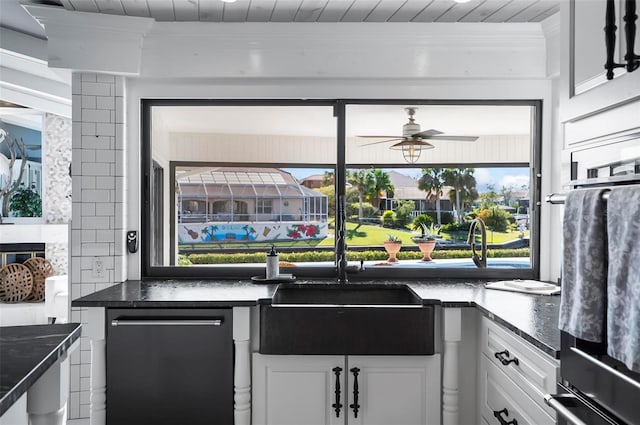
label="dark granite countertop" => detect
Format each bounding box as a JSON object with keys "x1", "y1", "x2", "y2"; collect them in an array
[
  {"x1": 0, "y1": 323, "x2": 82, "y2": 416},
  {"x1": 73, "y1": 279, "x2": 561, "y2": 358}
]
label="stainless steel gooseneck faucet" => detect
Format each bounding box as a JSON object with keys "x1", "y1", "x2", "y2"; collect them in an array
[{"x1": 467, "y1": 218, "x2": 488, "y2": 268}]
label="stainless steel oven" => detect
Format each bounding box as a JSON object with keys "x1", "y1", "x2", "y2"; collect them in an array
[
  {"x1": 545, "y1": 137, "x2": 640, "y2": 425},
  {"x1": 545, "y1": 332, "x2": 640, "y2": 425}
]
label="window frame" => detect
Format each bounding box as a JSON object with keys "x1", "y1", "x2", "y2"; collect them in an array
[{"x1": 141, "y1": 98, "x2": 542, "y2": 280}]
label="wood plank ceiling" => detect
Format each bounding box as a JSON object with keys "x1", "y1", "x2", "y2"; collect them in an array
[{"x1": 56, "y1": 0, "x2": 560, "y2": 23}]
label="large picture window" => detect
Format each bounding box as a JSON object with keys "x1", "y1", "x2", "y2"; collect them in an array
[{"x1": 143, "y1": 100, "x2": 540, "y2": 279}]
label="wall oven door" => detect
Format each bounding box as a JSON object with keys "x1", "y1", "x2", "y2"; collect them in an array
[
  {"x1": 546, "y1": 384, "x2": 623, "y2": 425},
  {"x1": 546, "y1": 332, "x2": 640, "y2": 425}
]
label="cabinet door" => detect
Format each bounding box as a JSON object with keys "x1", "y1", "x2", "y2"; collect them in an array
[
  {"x1": 347, "y1": 355, "x2": 441, "y2": 425},
  {"x1": 253, "y1": 354, "x2": 345, "y2": 425}
]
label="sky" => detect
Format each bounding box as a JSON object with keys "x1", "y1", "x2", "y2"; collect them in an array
[{"x1": 283, "y1": 167, "x2": 529, "y2": 193}]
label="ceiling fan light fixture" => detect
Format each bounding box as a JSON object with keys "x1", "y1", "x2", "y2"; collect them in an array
[{"x1": 390, "y1": 140, "x2": 434, "y2": 164}]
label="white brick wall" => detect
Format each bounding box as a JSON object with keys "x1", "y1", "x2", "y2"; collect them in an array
[{"x1": 69, "y1": 72, "x2": 127, "y2": 420}]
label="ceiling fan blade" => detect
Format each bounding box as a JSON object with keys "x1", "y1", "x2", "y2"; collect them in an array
[
  {"x1": 424, "y1": 135, "x2": 479, "y2": 142},
  {"x1": 412, "y1": 129, "x2": 443, "y2": 138},
  {"x1": 360, "y1": 138, "x2": 404, "y2": 147},
  {"x1": 357, "y1": 135, "x2": 404, "y2": 138}
]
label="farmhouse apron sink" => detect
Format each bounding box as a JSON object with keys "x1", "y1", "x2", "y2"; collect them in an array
[{"x1": 260, "y1": 283, "x2": 435, "y2": 355}]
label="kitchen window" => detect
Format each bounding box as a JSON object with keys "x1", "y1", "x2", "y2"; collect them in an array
[{"x1": 142, "y1": 100, "x2": 541, "y2": 279}]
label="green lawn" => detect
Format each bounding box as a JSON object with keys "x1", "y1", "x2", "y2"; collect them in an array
[
  {"x1": 317, "y1": 222, "x2": 417, "y2": 246},
  {"x1": 179, "y1": 222, "x2": 527, "y2": 251}
]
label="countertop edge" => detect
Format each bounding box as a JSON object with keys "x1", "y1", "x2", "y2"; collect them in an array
[
  {"x1": 0, "y1": 323, "x2": 82, "y2": 416},
  {"x1": 71, "y1": 280, "x2": 560, "y2": 359},
  {"x1": 473, "y1": 304, "x2": 559, "y2": 359}
]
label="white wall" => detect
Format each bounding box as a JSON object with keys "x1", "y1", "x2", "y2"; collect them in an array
[{"x1": 0, "y1": 28, "x2": 71, "y2": 117}]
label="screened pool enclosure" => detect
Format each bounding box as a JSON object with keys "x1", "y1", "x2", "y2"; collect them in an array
[{"x1": 176, "y1": 167, "x2": 329, "y2": 244}]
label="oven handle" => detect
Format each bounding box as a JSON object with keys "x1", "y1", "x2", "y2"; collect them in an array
[{"x1": 544, "y1": 394, "x2": 588, "y2": 425}]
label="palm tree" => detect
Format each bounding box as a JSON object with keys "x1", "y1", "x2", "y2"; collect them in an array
[
  {"x1": 448, "y1": 186, "x2": 479, "y2": 219},
  {"x1": 322, "y1": 170, "x2": 335, "y2": 186},
  {"x1": 347, "y1": 169, "x2": 376, "y2": 220},
  {"x1": 417, "y1": 168, "x2": 445, "y2": 225},
  {"x1": 442, "y1": 168, "x2": 477, "y2": 224},
  {"x1": 370, "y1": 169, "x2": 394, "y2": 211}
]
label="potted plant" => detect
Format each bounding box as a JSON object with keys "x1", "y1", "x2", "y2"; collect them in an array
[
  {"x1": 383, "y1": 234, "x2": 403, "y2": 263},
  {"x1": 412, "y1": 223, "x2": 440, "y2": 261}
]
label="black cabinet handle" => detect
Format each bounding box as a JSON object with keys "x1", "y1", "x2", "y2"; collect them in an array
[
  {"x1": 624, "y1": 0, "x2": 640, "y2": 71},
  {"x1": 605, "y1": 0, "x2": 626, "y2": 79},
  {"x1": 494, "y1": 350, "x2": 519, "y2": 366},
  {"x1": 493, "y1": 408, "x2": 518, "y2": 425},
  {"x1": 349, "y1": 367, "x2": 360, "y2": 418},
  {"x1": 332, "y1": 367, "x2": 343, "y2": 418}
]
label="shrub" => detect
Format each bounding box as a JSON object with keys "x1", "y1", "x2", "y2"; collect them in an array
[
  {"x1": 347, "y1": 202, "x2": 378, "y2": 219},
  {"x1": 178, "y1": 254, "x2": 192, "y2": 266},
  {"x1": 186, "y1": 248, "x2": 530, "y2": 264},
  {"x1": 439, "y1": 211, "x2": 455, "y2": 225},
  {"x1": 475, "y1": 208, "x2": 490, "y2": 222},
  {"x1": 484, "y1": 207, "x2": 510, "y2": 232},
  {"x1": 381, "y1": 210, "x2": 395, "y2": 227},
  {"x1": 412, "y1": 214, "x2": 434, "y2": 234},
  {"x1": 441, "y1": 221, "x2": 472, "y2": 232},
  {"x1": 394, "y1": 200, "x2": 415, "y2": 228}
]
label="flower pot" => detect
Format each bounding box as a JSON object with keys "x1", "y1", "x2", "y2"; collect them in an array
[
  {"x1": 383, "y1": 241, "x2": 402, "y2": 262},
  {"x1": 416, "y1": 240, "x2": 436, "y2": 261}
]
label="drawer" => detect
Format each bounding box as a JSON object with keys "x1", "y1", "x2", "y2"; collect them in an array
[
  {"x1": 479, "y1": 355, "x2": 555, "y2": 425},
  {"x1": 480, "y1": 317, "x2": 558, "y2": 409}
]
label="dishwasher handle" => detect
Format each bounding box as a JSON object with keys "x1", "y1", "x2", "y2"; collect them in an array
[{"x1": 111, "y1": 319, "x2": 223, "y2": 327}]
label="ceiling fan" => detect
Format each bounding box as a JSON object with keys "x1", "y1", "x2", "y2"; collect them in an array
[{"x1": 358, "y1": 107, "x2": 479, "y2": 163}]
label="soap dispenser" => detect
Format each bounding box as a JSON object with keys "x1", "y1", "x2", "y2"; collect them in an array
[{"x1": 266, "y1": 245, "x2": 279, "y2": 280}]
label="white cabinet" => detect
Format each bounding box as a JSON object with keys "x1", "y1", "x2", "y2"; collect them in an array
[
  {"x1": 561, "y1": 0, "x2": 640, "y2": 123},
  {"x1": 253, "y1": 354, "x2": 441, "y2": 425},
  {"x1": 477, "y1": 317, "x2": 559, "y2": 425},
  {"x1": 252, "y1": 355, "x2": 343, "y2": 425},
  {"x1": 347, "y1": 356, "x2": 441, "y2": 425}
]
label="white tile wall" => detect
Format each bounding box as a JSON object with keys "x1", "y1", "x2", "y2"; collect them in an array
[{"x1": 69, "y1": 72, "x2": 127, "y2": 420}]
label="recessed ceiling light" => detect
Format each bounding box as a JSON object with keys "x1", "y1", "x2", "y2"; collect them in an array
[
  {"x1": 453, "y1": 0, "x2": 471, "y2": 3},
  {"x1": 221, "y1": 0, "x2": 237, "y2": 3}
]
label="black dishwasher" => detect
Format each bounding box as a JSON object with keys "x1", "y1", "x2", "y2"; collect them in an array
[{"x1": 106, "y1": 308, "x2": 233, "y2": 425}]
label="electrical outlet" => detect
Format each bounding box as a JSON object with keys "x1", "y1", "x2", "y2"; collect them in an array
[{"x1": 92, "y1": 258, "x2": 105, "y2": 278}]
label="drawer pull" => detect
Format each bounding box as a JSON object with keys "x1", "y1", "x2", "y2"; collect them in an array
[
  {"x1": 332, "y1": 367, "x2": 343, "y2": 418},
  {"x1": 493, "y1": 408, "x2": 518, "y2": 425},
  {"x1": 494, "y1": 350, "x2": 519, "y2": 366}
]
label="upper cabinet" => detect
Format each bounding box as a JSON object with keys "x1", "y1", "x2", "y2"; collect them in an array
[{"x1": 561, "y1": 0, "x2": 640, "y2": 123}]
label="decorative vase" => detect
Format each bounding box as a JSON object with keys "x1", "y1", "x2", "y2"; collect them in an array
[
  {"x1": 383, "y1": 241, "x2": 402, "y2": 262},
  {"x1": 417, "y1": 240, "x2": 436, "y2": 261}
]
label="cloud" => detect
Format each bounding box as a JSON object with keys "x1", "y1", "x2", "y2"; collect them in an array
[
  {"x1": 474, "y1": 168, "x2": 494, "y2": 185},
  {"x1": 500, "y1": 175, "x2": 529, "y2": 189}
]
